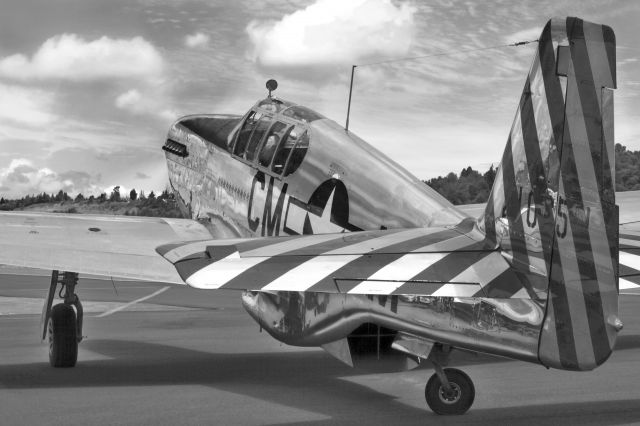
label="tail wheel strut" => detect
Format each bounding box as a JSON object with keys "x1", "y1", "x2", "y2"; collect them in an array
[
  {"x1": 425, "y1": 367, "x2": 475, "y2": 415},
  {"x1": 424, "y1": 343, "x2": 475, "y2": 415}
]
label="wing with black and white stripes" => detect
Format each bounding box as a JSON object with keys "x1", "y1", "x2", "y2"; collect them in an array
[
  {"x1": 157, "y1": 222, "x2": 537, "y2": 299},
  {"x1": 618, "y1": 222, "x2": 640, "y2": 294}
]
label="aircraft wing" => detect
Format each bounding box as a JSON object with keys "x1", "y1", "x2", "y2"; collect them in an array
[
  {"x1": 619, "y1": 219, "x2": 640, "y2": 294},
  {"x1": 158, "y1": 222, "x2": 537, "y2": 299},
  {"x1": 0, "y1": 211, "x2": 212, "y2": 284},
  {"x1": 456, "y1": 191, "x2": 640, "y2": 295}
]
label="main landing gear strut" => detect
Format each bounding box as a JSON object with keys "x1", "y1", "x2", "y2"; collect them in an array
[
  {"x1": 41, "y1": 270, "x2": 83, "y2": 368},
  {"x1": 424, "y1": 344, "x2": 475, "y2": 415}
]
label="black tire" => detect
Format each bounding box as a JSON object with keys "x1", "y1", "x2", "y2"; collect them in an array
[
  {"x1": 48, "y1": 304, "x2": 78, "y2": 368},
  {"x1": 425, "y1": 368, "x2": 475, "y2": 415}
]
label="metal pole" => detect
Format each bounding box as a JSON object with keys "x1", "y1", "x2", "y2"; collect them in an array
[{"x1": 345, "y1": 65, "x2": 357, "y2": 132}]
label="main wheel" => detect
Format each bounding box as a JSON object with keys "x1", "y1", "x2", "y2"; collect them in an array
[
  {"x1": 425, "y1": 368, "x2": 475, "y2": 415},
  {"x1": 48, "y1": 304, "x2": 78, "y2": 368}
]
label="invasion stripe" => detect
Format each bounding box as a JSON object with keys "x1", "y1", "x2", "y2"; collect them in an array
[
  {"x1": 567, "y1": 20, "x2": 615, "y2": 360},
  {"x1": 619, "y1": 251, "x2": 640, "y2": 270},
  {"x1": 186, "y1": 233, "x2": 350, "y2": 288},
  {"x1": 173, "y1": 245, "x2": 241, "y2": 280},
  {"x1": 163, "y1": 234, "x2": 319, "y2": 263},
  {"x1": 223, "y1": 237, "x2": 304, "y2": 255},
  {"x1": 242, "y1": 229, "x2": 415, "y2": 257},
  {"x1": 409, "y1": 245, "x2": 491, "y2": 283},
  {"x1": 620, "y1": 242, "x2": 640, "y2": 252},
  {"x1": 537, "y1": 19, "x2": 576, "y2": 366},
  {"x1": 620, "y1": 248, "x2": 640, "y2": 256},
  {"x1": 619, "y1": 264, "x2": 640, "y2": 277},
  {"x1": 602, "y1": 25, "x2": 617, "y2": 89},
  {"x1": 526, "y1": 55, "x2": 559, "y2": 274},
  {"x1": 521, "y1": 74, "x2": 553, "y2": 269},
  {"x1": 391, "y1": 282, "x2": 449, "y2": 295},
  {"x1": 582, "y1": 22, "x2": 615, "y2": 107},
  {"x1": 260, "y1": 229, "x2": 441, "y2": 291},
  {"x1": 573, "y1": 21, "x2": 616, "y2": 237},
  {"x1": 423, "y1": 281, "x2": 482, "y2": 298},
  {"x1": 620, "y1": 278, "x2": 640, "y2": 290},
  {"x1": 509, "y1": 98, "x2": 537, "y2": 269},
  {"x1": 621, "y1": 274, "x2": 640, "y2": 285},
  {"x1": 548, "y1": 187, "x2": 579, "y2": 367},
  {"x1": 485, "y1": 163, "x2": 505, "y2": 241},
  {"x1": 161, "y1": 237, "x2": 277, "y2": 263},
  {"x1": 346, "y1": 253, "x2": 447, "y2": 294},
  {"x1": 306, "y1": 228, "x2": 465, "y2": 292},
  {"x1": 477, "y1": 267, "x2": 531, "y2": 298},
  {"x1": 539, "y1": 21, "x2": 567, "y2": 152},
  {"x1": 501, "y1": 136, "x2": 530, "y2": 269},
  {"x1": 345, "y1": 235, "x2": 478, "y2": 294},
  {"x1": 528, "y1": 52, "x2": 554, "y2": 170},
  {"x1": 571, "y1": 19, "x2": 615, "y2": 229},
  {"x1": 560, "y1": 103, "x2": 605, "y2": 365},
  {"x1": 431, "y1": 253, "x2": 510, "y2": 297},
  {"x1": 557, "y1": 23, "x2": 606, "y2": 361},
  {"x1": 602, "y1": 88, "x2": 615, "y2": 182},
  {"x1": 484, "y1": 184, "x2": 499, "y2": 243},
  {"x1": 620, "y1": 233, "x2": 640, "y2": 242},
  {"x1": 558, "y1": 154, "x2": 602, "y2": 369}
]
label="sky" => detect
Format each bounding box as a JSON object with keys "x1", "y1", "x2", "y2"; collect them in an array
[{"x1": 0, "y1": 0, "x2": 639, "y2": 198}]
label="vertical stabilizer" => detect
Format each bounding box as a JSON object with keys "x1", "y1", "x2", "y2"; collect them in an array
[{"x1": 481, "y1": 17, "x2": 618, "y2": 370}]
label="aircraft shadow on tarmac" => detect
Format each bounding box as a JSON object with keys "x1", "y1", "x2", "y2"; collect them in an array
[{"x1": 1, "y1": 339, "x2": 640, "y2": 425}]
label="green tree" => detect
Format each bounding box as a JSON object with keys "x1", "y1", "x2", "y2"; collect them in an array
[
  {"x1": 109, "y1": 186, "x2": 121, "y2": 202},
  {"x1": 484, "y1": 165, "x2": 496, "y2": 187}
]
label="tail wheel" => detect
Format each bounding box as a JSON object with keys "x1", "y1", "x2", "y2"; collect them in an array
[
  {"x1": 48, "y1": 304, "x2": 78, "y2": 368},
  {"x1": 425, "y1": 368, "x2": 475, "y2": 415}
]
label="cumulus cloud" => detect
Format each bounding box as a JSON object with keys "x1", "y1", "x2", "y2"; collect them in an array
[
  {"x1": 0, "y1": 83, "x2": 56, "y2": 126},
  {"x1": 185, "y1": 32, "x2": 210, "y2": 48},
  {"x1": 0, "y1": 34, "x2": 164, "y2": 82},
  {"x1": 136, "y1": 172, "x2": 151, "y2": 179},
  {"x1": 115, "y1": 88, "x2": 176, "y2": 121},
  {"x1": 0, "y1": 159, "x2": 101, "y2": 197},
  {"x1": 115, "y1": 89, "x2": 143, "y2": 110},
  {"x1": 246, "y1": 0, "x2": 416, "y2": 69}
]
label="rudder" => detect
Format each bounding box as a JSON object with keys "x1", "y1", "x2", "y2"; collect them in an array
[{"x1": 480, "y1": 17, "x2": 619, "y2": 370}]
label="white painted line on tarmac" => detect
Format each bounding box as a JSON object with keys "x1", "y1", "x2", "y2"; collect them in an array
[{"x1": 96, "y1": 286, "x2": 170, "y2": 318}]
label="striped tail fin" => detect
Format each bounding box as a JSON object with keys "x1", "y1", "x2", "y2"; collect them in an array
[{"x1": 480, "y1": 17, "x2": 618, "y2": 370}]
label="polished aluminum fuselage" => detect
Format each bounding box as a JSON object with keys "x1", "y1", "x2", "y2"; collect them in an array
[
  {"x1": 166, "y1": 106, "x2": 466, "y2": 238},
  {"x1": 164, "y1": 102, "x2": 544, "y2": 367},
  {"x1": 241, "y1": 291, "x2": 543, "y2": 364}
]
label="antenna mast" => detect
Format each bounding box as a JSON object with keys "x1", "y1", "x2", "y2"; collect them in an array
[{"x1": 345, "y1": 65, "x2": 356, "y2": 132}]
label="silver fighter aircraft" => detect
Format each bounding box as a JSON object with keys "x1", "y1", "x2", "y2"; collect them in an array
[{"x1": 1, "y1": 16, "x2": 638, "y2": 415}]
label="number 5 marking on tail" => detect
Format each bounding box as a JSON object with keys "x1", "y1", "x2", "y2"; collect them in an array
[{"x1": 556, "y1": 197, "x2": 568, "y2": 238}]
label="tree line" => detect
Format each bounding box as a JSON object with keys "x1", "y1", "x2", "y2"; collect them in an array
[
  {"x1": 425, "y1": 143, "x2": 640, "y2": 205},
  {"x1": 0, "y1": 186, "x2": 183, "y2": 217}
]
